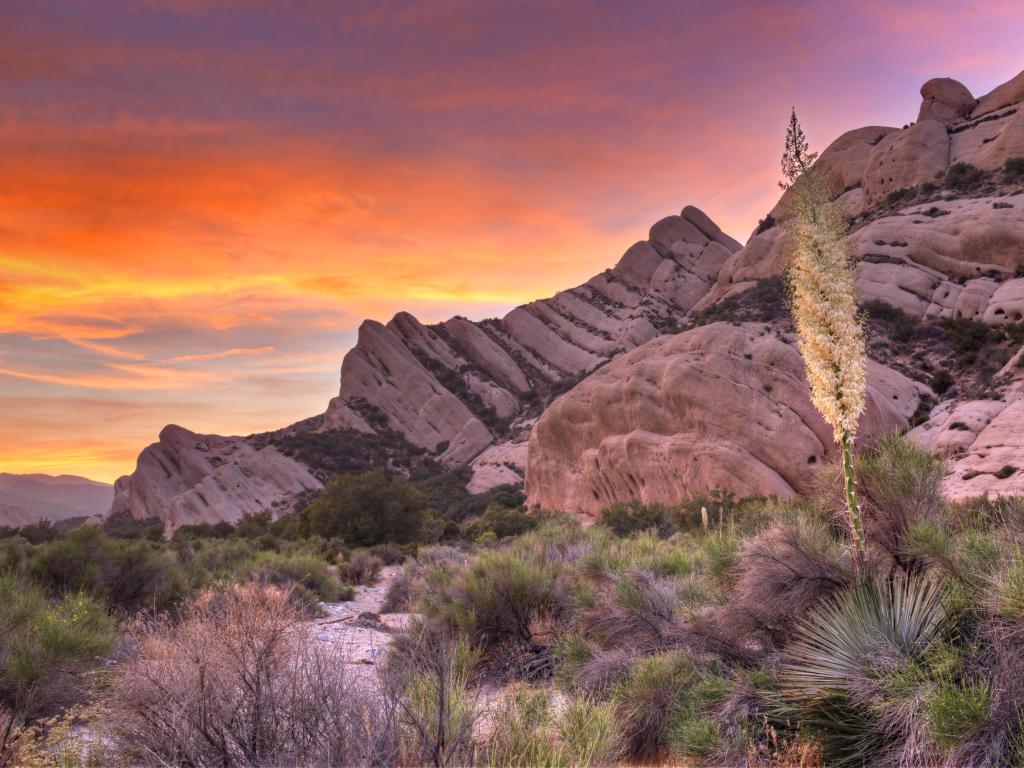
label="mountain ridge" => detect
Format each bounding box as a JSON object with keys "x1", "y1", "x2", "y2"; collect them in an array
[{"x1": 100, "y1": 67, "x2": 1024, "y2": 529}]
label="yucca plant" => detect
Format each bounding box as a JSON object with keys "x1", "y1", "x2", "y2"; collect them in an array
[
  {"x1": 779, "y1": 572, "x2": 946, "y2": 766},
  {"x1": 781, "y1": 110, "x2": 870, "y2": 574}
]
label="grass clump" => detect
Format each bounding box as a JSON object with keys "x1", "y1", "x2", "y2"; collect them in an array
[{"x1": 926, "y1": 680, "x2": 991, "y2": 749}]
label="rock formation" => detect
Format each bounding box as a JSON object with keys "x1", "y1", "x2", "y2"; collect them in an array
[
  {"x1": 110, "y1": 425, "x2": 321, "y2": 531},
  {"x1": 111, "y1": 68, "x2": 1024, "y2": 526},
  {"x1": 525, "y1": 323, "x2": 923, "y2": 516},
  {"x1": 321, "y1": 204, "x2": 743, "y2": 483}
]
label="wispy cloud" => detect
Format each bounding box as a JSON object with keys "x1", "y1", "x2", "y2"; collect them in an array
[{"x1": 171, "y1": 345, "x2": 275, "y2": 363}]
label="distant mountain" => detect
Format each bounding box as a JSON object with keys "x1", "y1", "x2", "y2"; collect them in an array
[{"x1": 0, "y1": 473, "x2": 114, "y2": 528}]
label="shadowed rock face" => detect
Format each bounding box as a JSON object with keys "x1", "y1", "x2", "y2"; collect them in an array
[
  {"x1": 525, "y1": 322, "x2": 922, "y2": 516},
  {"x1": 112, "y1": 68, "x2": 1024, "y2": 526}
]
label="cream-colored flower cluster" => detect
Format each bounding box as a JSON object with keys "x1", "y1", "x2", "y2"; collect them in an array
[{"x1": 785, "y1": 170, "x2": 867, "y2": 444}]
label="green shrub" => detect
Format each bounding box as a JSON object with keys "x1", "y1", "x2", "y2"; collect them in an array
[
  {"x1": 243, "y1": 550, "x2": 348, "y2": 609},
  {"x1": 336, "y1": 549, "x2": 383, "y2": 585},
  {"x1": 701, "y1": 532, "x2": 740, "y2": 590},
  {"x1": 945, "y1": 162, "x2": 984, "y2": 190},
  {"x1": 668, "y1": 711, "x2": 721, "y2": 759},
  {"x1": 557, "y1": 696, "x2": 621, "y2": 767},
  {"x1": 854, "y1": 434, "x2": 946, "y2": 569},
  {"x1": 997, "y1": 556, "x2": 1024, "y2": 620},
  {"x1": 421, "y1": 549, "x2": 568, "y2": 659},
  {"x1": 461, "y1": 503, "x2": 538, "y2": 541},
  {"x1": 613, "y1": 651, "x2": 697, "y2": 760},
  {"x1": 598, "y1": 501, "x2": 676, "y2": 538},
  {"x1": 932, "y1": 369, "x2": 954, "y2": 395},
  {"x1": 0, "y1": 574, "x2": 116, "y2": 741},
  {"x1": 926, "y1": 680, "x2": 991, "y2": 749},
  {"x1": 1004, "y1": 156, "x2": 1024, "y2": 181},
  {"x1": 305, "y1": 468, "x2": 428, "y2": 546},
  {"x1": 25, "y1": 526, "x2": 182, "y2": 612}
]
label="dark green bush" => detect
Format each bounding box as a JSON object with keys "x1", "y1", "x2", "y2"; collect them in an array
[
  {"x1": 945, "y1": 162, "x2": 984, "y2": 190},
  {"x1": 461, "y1": 503, "x2": 538, "y2": 541},
  {"x1": 598, "y1": 500, "x2": 676, "y2": 537},
  {"x1": 305, "y1": 468, "x2": 428, "y2": 546},
  {"x1": 23, "y1": 526, "x2": 182, "y2": 612},
  {"x1": 931, "y1": 369, "x2": 954, "y2": 395},
  {"x1": 1003, "y1": 156, "x2": 1024, "y2": 182}
]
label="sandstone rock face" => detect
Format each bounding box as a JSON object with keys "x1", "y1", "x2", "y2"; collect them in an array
[
  {"x1": 862, "y1": 121, "x2": 950, "y2": 205},
  {"x1": 917, "y1": 78, "x2": 976, "y2": 126},
  {"x1": 525, "y1": 323, "x2": 921, "y2": 516},
  {"x1": 113, "y1": 68, "x2": 1024, "y2": 528},
  {"x1": 972, "y1": 70, "x2": 1024, "y2": 118},
  {"x1": 852, "y1": 197, "x2": 1024, "y2": 317},
  {"x1": 110, "y1": 425, "x2": 321, "y2": 530},
  {"x1": 909, "y1": 387, "x2": 1024, "y2": 500},
  {"x1": 322, "y1": 205, "x2": 742, "y2": 489}
]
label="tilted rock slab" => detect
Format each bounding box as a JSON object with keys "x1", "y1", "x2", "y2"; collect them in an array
[
  {"x1": 110, "y1": 425, "x2": 321, "y2": 530},
  {"x1": 323, "y1": 205, "x2": 742, "y2": 485},
  {"x1": 525, "y1": 322, "x2": 921, "y2": 516}
]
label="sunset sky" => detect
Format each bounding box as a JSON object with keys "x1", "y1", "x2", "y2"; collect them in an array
[{"x1": 2, "y1": 1, "x2": 1022, "y2": 483}]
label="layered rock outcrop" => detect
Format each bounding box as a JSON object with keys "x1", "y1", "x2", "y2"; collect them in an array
[
  {"x1": 322, "y1": 205, "x2": 742, "y2": 483},
  {"x1": 110, "y1": 425, "x2": 321, "y2": 530}
]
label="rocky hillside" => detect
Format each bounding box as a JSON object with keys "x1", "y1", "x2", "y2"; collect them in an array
[
  {"x1": 528, "y1": 70, "x2": 1024, "y2": 514},
  {"x1": 0, "y1": 473, "x2": 113, "y2": 527},
  {"x1": 111, "y1": 206, "x2": 742, "y2": 526},
  {"x1": 110, "y1": 68, "x2": 1024, "y2": 528}
]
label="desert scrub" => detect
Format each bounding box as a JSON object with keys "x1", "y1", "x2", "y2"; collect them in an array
[
  {"x1": 780, "y1": 573, "x2": 946, "y2": 766},
  {"x1": 926, "y1": 679, "x2": 992, "y2": 749},
  {"x1": 485, "y1": 686, "x2": 621, "y2": 768},
  {"x1": 780, "y1": 111, "x2": 869, "y2": 573},
  {"x1": 241, "y1": 550, "x2": 350, "y2": 610},
  {"x1": 337, "y1": 548, "x2": 384, "y2": 585},
  {"x1": 418, "y1": 547, "x2": 571, "y2": 680},
  {"x1": 613, "y1": 650, "x2": 698, "y2": 760},
  {"x1": 0, "y1": 574, "x2": 116, "y2": 758}
]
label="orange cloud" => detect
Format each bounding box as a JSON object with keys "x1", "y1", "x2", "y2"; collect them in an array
[{"x1": 171, "y1": 345, "x2": 275, "y2": 362}]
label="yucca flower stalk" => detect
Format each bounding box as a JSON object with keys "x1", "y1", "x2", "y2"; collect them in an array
[{"x1": 781, "y1": 110, "x2": 869, "y2": 575}]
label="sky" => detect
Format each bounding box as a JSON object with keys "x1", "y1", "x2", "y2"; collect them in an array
[{"x1": 1, "y1": 0, "x2": 1022, "y2": 483}]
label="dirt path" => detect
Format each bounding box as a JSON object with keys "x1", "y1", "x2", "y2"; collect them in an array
[{"x1": 312, "y1": 565, "x2": 412, "y2": 681}]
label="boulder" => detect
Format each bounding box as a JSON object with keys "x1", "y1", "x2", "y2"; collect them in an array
[
  {"x1": 525, "y1": 322, "x2": 920, "y2": 516},
  {"x1": 972, "y1": 70, "x2": 1024, "y2": 118},
  {"x1": 917, "y1": 77, "x2": 975, "y2": 126}
]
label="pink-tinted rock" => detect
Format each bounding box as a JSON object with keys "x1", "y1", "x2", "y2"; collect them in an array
[{"x1": 526, "y1": 323, "x2": 920, "y2": 516}]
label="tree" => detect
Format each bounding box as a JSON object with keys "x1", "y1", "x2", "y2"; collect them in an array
[
  {"x1": 780, "y1": 108, "x2": 818, "y2": 191},
  {"x1": 781, "y1": 111, "x2": 869, "y2": 575},
  {"x1": 305, "y1": 468, "x2": 428, "y2": 546}
]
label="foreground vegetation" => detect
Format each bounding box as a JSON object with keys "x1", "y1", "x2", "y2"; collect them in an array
[{"x1": 4, "y1": 437, "x2": 1024, "y2": 766}]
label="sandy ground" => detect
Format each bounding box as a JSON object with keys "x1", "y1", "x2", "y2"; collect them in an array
[{"x1": 312, "y1": 565, "x2": 412, "y2": 682}]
